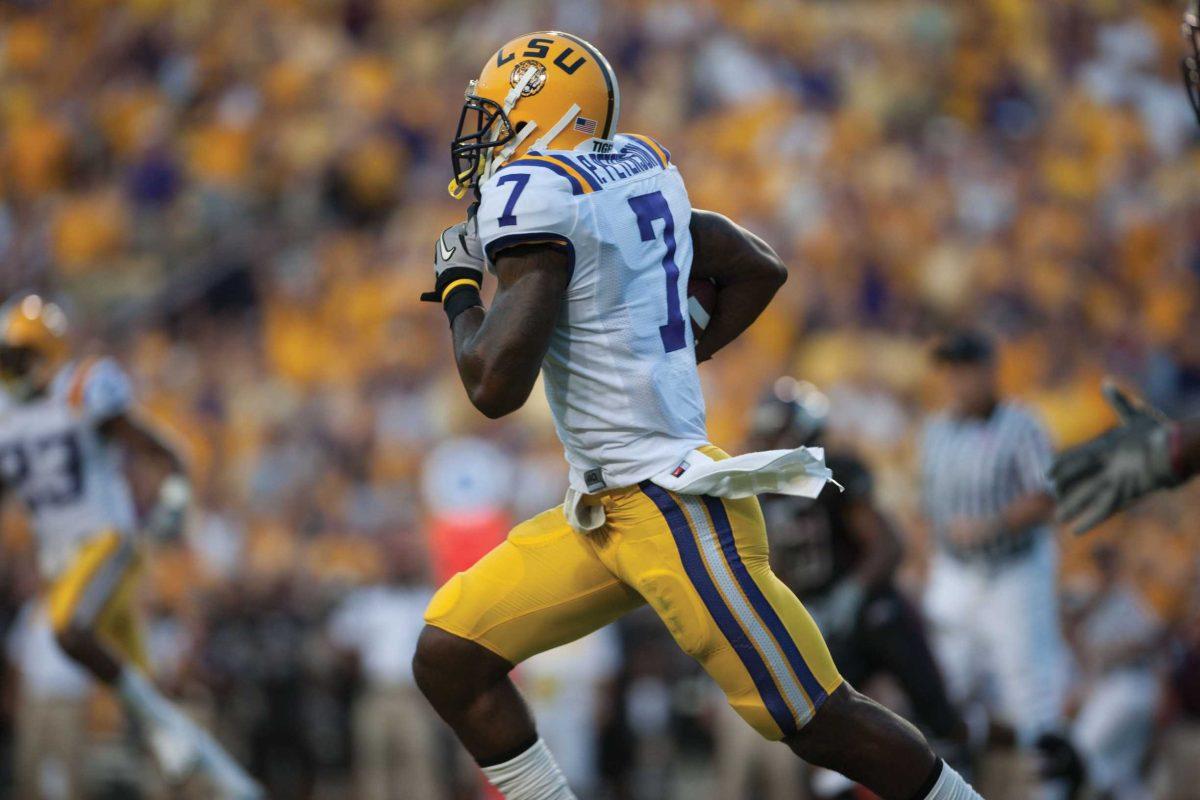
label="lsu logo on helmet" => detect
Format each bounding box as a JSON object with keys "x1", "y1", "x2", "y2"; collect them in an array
[{"x1": 450, "y1": 31, "x2": 620, "y2": 198}]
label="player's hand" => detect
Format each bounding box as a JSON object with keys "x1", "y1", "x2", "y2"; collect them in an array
[
  {"x1": 1050, "y1": 382, "x2": 1182, "y2": 534},
  {"x1": 946, "y1": 517, "x2": 989, "y2": 549},
  {"x1": 144, "y1": 474, "x2": 190, "y2": 542},
  {"x1": 421, "y1": 203, "x2": 485, "y2": 325}
]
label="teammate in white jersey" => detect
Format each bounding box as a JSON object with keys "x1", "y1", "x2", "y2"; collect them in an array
[
  {"x1": 414, "y1": 32, "x2": 981, "y2": 800},
  {"x1": 0, "y1": 294, "x2": 262, "y2": 799}
]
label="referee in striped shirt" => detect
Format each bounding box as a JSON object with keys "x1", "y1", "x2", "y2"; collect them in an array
[
  {"x1": 919, "y1": 331, "x2": 1056, "y2": 563},
  {"x1": 919, "y1": 330, "x2": 1079, "y2": 794}
]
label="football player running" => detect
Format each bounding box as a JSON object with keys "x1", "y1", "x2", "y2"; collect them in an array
[
  {"x1": 0, "y1": 295, "x2": 262, "y2": 799},
  {"x1": 1052, "y1": 3, "x2": 1200, "y2": 531},
  {"x1": 414, "y1": 32, "x2": 981, "y2": 800}
]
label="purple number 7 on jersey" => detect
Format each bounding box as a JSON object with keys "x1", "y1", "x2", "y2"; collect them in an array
[
  {"x1": 628, "y1": 191, "x2": 687, "y2": 353},
  {"x1": 496, "y1": 173, "x2": 530, "y2": 228}
]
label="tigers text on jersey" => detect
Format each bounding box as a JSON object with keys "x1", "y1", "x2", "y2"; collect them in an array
[
  {"x1": 476, "y1": 133, "x2": 708, "y2": 492},
  {"x1": 0, "y1": 359, "x2": 138, "y2": 578}
]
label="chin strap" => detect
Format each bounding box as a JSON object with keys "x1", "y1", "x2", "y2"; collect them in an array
[
  {"x1": 482, "y1": 67, "x2": 539, "y2": 184},
  {"x1": 493, "y1": 122, "x2": 538, "y2": 170},
  {"x1": 530, "y1": 103, "x2": 581, "y2": 153}
]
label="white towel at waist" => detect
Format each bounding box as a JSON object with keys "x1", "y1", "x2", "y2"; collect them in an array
[{"x1": 564, "y1": 446, "x2": 839, "y2": 533}]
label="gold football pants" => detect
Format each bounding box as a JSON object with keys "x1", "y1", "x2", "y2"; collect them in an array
[
  {"x1": 45, "y1": 530, "x2": 148, "y2": 670},
  {"x1": 426, "y1": 454, "x2": 842, "y2": 740}
]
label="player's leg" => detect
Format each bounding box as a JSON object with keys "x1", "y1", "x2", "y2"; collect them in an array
[
  {"x1": 105, "y1": 594, "x2": 262, "y2": 798},
  {"x1": 987, "y1": 548, "x2": 1085, "y2": 799},
  {"x1": 414, "y1": 506, "x2": 644, "y2": 799},
  {"x1": 46, "y1": 532, "x2": 139, "y2": 683},
  {"x1": 48, "y1": 533, "x2": 196, "y2": 771},
  {"x1": 47, "y1": 531, "x2": 262, "y2": 798},
  {"x1": 857, "y1": 584, "x2": 967, "y2": 743},
  {"x1": 922, "y1": 554, "x2": 984, "y2": 714},
  {"x1": 983, "y1": 540, "x2": 1079, "y2": 796},
  {"x1": 615, "y1": 486, "x2": 980, "y2": 800},
  {"x1": 1073, "y1": 671, "x2": 1158, "y2": 797}
]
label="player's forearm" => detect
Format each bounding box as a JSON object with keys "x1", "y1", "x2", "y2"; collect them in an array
[
  {"x1": 1102, "y1": 638, "x2": 1159, "y2": 664},
  {"x1": 451, "y1": 307, "x2": 525, "y2": 419},
  {"x1": 1174, "y1": 416, "x2": 1200, "y2": 479},
  {"x1": 151, "y1": 433, "x2": 185, "y2": 477},
  {"x1": 999, "y1": 490, "x2": 1055, "y2": 532},
  {"x1": 103, "y1": 415, "x2": 185, "y2": 479},
  {"x1": 694, "y1": 277, "x2": 784, "y2": 363},
  {"x1": 451, "y1": 244, "x2": 570, "y2": 419},
  {"x1": 689, "y1": 210, "x2": 787, "y2": 362}
]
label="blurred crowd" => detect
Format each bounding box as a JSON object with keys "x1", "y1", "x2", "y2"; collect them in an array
[{"x1": 2, "y1": 0, "x2": 1200, "y2": 797}]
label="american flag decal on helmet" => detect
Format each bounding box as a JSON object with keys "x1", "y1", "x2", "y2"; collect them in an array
[{"x1": 574, "y1": 116, "x2": 598, "y2": 135}]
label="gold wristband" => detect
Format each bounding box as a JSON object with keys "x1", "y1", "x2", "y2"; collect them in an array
[{"x1": 441, "y1": 278, "x2": 481, "y2": 303}]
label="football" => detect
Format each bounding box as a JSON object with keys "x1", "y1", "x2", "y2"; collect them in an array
[{"x1": 687, "y1": 276, "x2": 717, "y2": 338}]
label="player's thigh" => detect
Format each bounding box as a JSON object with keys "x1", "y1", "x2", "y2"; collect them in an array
[
  {"x1": 859, "y1": 586, "x2": 961, "y2": 737},
  {"x1": 46, "y1": 530, "x2": 148, "y2": 668},
  {"x1": 606, "y1": 485, "x2": 842, "y2": 740},
  {"x1": 424, "y1": 506, "x2": 644, "y2": 665},
  {"x1": 95, "y1": 567, "x2": 149, "y2": 670}
]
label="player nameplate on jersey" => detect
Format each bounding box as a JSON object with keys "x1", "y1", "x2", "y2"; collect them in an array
[
  {"x1": 582, "y1": 139, "x2": 613, "y2": 154},
  {"x1": 584, "y1": 468, "x2": 606, "y2": 492}
]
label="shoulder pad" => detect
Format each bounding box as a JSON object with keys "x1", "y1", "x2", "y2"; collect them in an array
[
  {"x1": 490, "y1": 152, "x2": 600, "y2": 196},
  {"x1": 617, "y1": 134, "x2": 671, "y2": 167},
  {"x1": 73, "y1": 357, "x2": 133, "y2": 422},
  {"x1": 478, "y1": 162, "x2": 581, "y2": 271}
]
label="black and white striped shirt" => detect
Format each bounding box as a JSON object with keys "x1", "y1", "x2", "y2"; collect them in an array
[{"x1": 920, "y1": 402, "x2": 1054, "y2": 562}]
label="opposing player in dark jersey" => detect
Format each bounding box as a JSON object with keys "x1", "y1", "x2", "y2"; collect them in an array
[{"x1": 750, "y1": 379, "x2": 966, "y2": 752}]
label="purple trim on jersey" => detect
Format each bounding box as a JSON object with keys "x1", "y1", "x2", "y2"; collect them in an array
[
  {"x1": 549, "y1": 154, "x2": 602, "y2": 192},
  {"x1": 650, "y1": 136, "x2": 671, "y2": 163},
  {"x1": 484, "y1": 233, "x2": 576, "y2": 281},
  {"x1": 623, "y1": 137, "x2": 665, "y2": 169},
  {"x1": 495, "y1": 160, "x2": 583, "y2": 195}
]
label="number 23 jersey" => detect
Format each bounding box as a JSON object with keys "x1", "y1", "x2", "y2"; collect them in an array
[
  {"x1": 0, "y1": 358, "x2": 138, "y2": 578},
  {"x1": 477, "y1": 134, "x2": 708, "y2": 493}
]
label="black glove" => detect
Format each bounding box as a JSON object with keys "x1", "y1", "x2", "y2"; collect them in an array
[
  {"x1": 421, "y1": 204, "x2": 485, "y2": 325},
  {"x1": 1051, "y1": 382, "x2": 1182, "y2": 533}
]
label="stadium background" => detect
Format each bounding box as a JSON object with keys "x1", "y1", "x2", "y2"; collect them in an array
[{"x1": 1, "y1": 0, "x2": 1200, "y2": 797}]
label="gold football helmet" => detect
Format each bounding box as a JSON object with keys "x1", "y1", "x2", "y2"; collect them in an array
[
  {"x1": 450, "y1": 31, "x2": 620, "y2": 198},
  {"x1": 0, "y1": 294, "x2": 68, "y2": 399}
]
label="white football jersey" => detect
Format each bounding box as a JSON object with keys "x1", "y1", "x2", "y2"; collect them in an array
[
  {"x1": 0, "y1": 359, "x2": 138, "y2": 578},
  {"x1": 477, "y1": 134, "x2": 708, "y2": 492}
]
